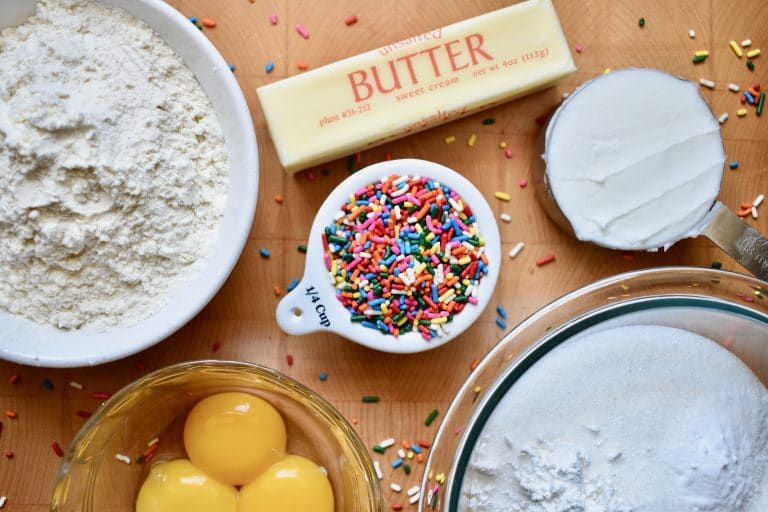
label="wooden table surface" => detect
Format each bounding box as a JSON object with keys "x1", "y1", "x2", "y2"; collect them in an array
[{"x1": 1, "y1": 0, "x2": 766, "y2": 510}]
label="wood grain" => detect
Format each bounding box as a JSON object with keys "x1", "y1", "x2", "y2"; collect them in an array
[{"x1": 1, "y1": 0, "x2": 766, "y2": 509}]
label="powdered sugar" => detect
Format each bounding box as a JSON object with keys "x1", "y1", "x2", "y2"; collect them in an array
[
  {"x1": 461, "y1": 325, "x2": 768, "y2": 511},
  {"x1": 0, "y1": 0, "x2": 227, "y2": 330}
]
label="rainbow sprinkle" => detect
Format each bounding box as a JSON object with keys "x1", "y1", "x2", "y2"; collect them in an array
[{"x1": 324, "y1": 174, "x2": 488, "y2": 340}]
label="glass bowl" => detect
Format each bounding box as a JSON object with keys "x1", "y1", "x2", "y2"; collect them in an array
[
  {"x1": 50, "y1": 361, "x2": 384, "y2": 511},
  {"x1": 420, "y1": 267, "x2": 768, "y2": 510}
]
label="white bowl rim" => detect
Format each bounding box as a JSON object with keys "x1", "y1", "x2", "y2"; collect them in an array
[
  {"x1": 276, "y1": 158, "x2": 501, "y2": 354},
  {"x1": 0, "y1": 0, "x2": 258, "y2": 367}
]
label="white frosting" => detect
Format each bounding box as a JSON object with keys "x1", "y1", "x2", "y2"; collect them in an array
[
  {"x1": 544, "y1": 68, "x2": 725, "y2": 250},
  {"x1": 460, "y1": 325, "x2": 768, "y2": 511}
]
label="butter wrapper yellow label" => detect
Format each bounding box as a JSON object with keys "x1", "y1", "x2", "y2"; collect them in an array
[{"x1": 257, "y1": 0, "x2": 576, "y2": 173}]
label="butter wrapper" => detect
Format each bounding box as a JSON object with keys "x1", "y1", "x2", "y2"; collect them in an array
[{"x1": 258, "y1": 0, "x2": 576, "y2": 174}]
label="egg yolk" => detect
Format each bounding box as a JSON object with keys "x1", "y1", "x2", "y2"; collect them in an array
[
  {"x1": 239, "y1": 455, "x2": 334, "y2": 512},
  {"x1": 135, "y1": 459, "x2": 238, "y2": 512},
  {"x1": 184, "y1": 392, "x2": 287, "y2": 486}
]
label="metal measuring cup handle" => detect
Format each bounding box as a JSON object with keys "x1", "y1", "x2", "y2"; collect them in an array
[{"x1": 701, "y1": 202, "x2": 768, "y2": 281}]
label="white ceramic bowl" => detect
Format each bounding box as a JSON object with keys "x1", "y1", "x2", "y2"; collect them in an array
[
  {"x1": 276, "y1": 159, "x2": 501, "y2": 353},
  {"x1": 0, "y1": 0, "x2": 258, "y2": 367}
]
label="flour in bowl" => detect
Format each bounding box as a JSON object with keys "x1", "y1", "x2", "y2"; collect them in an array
[
  {"x1": 0, "y1": 0, "x2": 228, "y2": 330},
  {"x1": 460, "y1": 325, "x2": 768, "y2": 511}
]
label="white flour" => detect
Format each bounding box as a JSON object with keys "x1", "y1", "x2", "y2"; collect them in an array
[
  {"x1": 0, "y1": 0, "x2": 228, "y2": 330},
  {"x1": 461, "y1": 325, "x2": 768, "y2": 511}
]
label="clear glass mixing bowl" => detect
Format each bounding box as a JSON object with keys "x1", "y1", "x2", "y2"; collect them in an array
[
  {"x1": 50, "y1": 361, "x2": 384, "y2": 511},
  {"x1": 420, "y1": 267, "x2": 768, "y2": 510}
]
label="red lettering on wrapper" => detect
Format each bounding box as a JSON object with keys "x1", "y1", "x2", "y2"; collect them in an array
[
  {"x1": 466, "y1": 33, "x2": 493, "y2": 64},
  {"x1": 348, "y1": 70, "x2": 374, "y2": 102},
  {"x1": 347, "y1": 33, "x2": 494, "y2": 102}
]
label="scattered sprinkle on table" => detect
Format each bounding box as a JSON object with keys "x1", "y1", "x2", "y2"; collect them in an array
[
  {"x1": 297, "y1": 244, "x2": 307, "y2": 253},
  {"x1": 499, "y1": 141, "x2": 507, "y2": 149},
  {"x1": 747, "y1": 49, "x2": 761, "y2": 59},
  {"x1": 575, "y1": 44, "x2": 583, "y2": 53},
  {"x1": 718, "y1": 113, "x2": 729, "y2": 124},
  {"x1": 259, "y1": 248, "x2": 270, "y2": 258},
  {"x1": 730, "y1": 40, "x2": 744, "y2": 58},
  {"x1": 272, "y1": 285, "x2": 281, "y2": 296},
  {"x1": 504, "y1": 148, "x2": 514, "y2": 159},
  {"x1": 345, "y1": 15, "x2": 358, "y2": 26},
  {"x1": 729, "y1": 83, "x2": 740, "y2": 92},
  {"x1": 496, "y1": 318, "x2": 507, "y2": 329},
  {"x1": 737, "y1": 108, "x2": 748, "y2": 117},
  {"x1": 694, "y1": 50, "x2": 709, "y2": 57},
  {"x1": 8, "y1": 374, "x2": 19, "y2": 384},
  {"x1": 52, "y1": 441, "x2": 64, "y2": 457},
  {"x1": 758, "y1": 92, "x2": 765, "y2": 116},
  {"x1": 69, "y1": 381, "x2": 83, "y2": 390},
  {"x1": 741, "y1": 39, "x2": 752, "y2": 47},
  {"x1": 200, "y1": 17, "x2": 216, "y2": 28},
  {"x1": 747, "y1": 60, "x2": 755, "y2": 71},
  {"x1": 425, "y1": 408, "x2": 439, "y2": 426},
  {"x1": 496, "y1": 305, "x2": 507, "y2": 319},
  {"x1": 325, "y1": 174, "x2": 489, "y2": 340},
  {"x1": 274, "y1": 194, "x2": 284, "y2": 204},
  {"x1": 373, "y1": 460, "x2": 383, "y2": 479},
  {"x1": 319, "y1": 372, "x2": 327, "y2": 381},
  {"x1": 467, "y1": 133, "x2": 477, "y2": 146},
  {"x1": 0, "y1": 496, "x2": 6, "y2": 508},
  {"x1": 638, "y1": 17, "x2": 645, "y2": 27},
  {"x1": 536, "y1": 254, "x2": 556, "y2": 266},
  {"x1": 689, "y1": 29, "x2": 696, "y2": 39},
  {"x1": 295, "y1": 23, "x2": 310, "y2": 39},
  {"x1": 692, "y1": 54, "x2": 707, "y2": 64},
  {"x1": 362, "y1": 395, "x2": 380, "y2": 403},
  {"x1": 519, "y1": 179, "x2": 528, "y2": 188},
  {"x1": 754, "y1": 194, "x2": 765, "y2": 208},
  {"x1": 115, "y1": 453, "x2": 132, "y2": 464},
  {"x1": 699, "y1": 78, "x2": 715, "y2": 89},
  {"x1": 444, "y1": 135, "x2": 455, "y2": 144},
  {"x1": 5, "y1": 410, "x2": 17, "y2": 419},
  {"x1": 270, "y1": 13, "x2": 278, "y2": 25},
  {"x1": 729, "y1": 161, "x2": 739, "y2": 169},
  {"x1": 482, "y1": 118, "x2": 495, "y2": 125},
  {"x1": 495, "y1": 191, "x2": 511, "y2": 201},
  {"x1": 228, "y1": 63, "x2": 235, "y2": 72},
  {"x1": 265, "y1": 61, "x2": 274, "y2": 73},
  {"x1": 42, "y1": 378, "x2": 53, "y2": 391},
  {"x1": 296, "y1": 61, "x2": 309, "y2": 70},
  {"x1": 499, "y1": 212, "x2": 511, "y2": 223},
  {"x1": 509, "y1": 241, "x2": 525, "y2": 259},
  {"x1": 287, "y1": 278, "x2": 299, "y2": 292}
]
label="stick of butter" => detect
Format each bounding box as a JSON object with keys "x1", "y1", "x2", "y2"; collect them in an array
[{"x1": 257, "y1": 0, "x2": 576, "y2": 174}]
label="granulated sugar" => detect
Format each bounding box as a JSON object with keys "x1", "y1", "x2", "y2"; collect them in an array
[
  {"x1": 461, "y1": 325, "x2": 768, "y2": 511},
  {"x1": 0, "y1": 0, "x2": 228, "y2": 330}
]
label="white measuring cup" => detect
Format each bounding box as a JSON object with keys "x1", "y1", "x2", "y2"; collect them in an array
[
  {"x1": 532, "y1": 69, "x2": 768, "y2": 281},
  {"x1": 276, "y1": 159, "x2": 501, "y2": 353}
]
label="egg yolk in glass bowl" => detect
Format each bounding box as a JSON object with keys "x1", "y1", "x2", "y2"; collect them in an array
[
  {"x1": 239, "y1": 454, "x2": 334, "y2": 512},
  {"x1": 183, "y1": 392, "x2": 287, "y2": 486},
  {"x1": 136, "y1": 392, "x2": 334, "y2": 512},
  {"x1": 136, "y1": 459, "x2": 238, "y2": 512}
]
